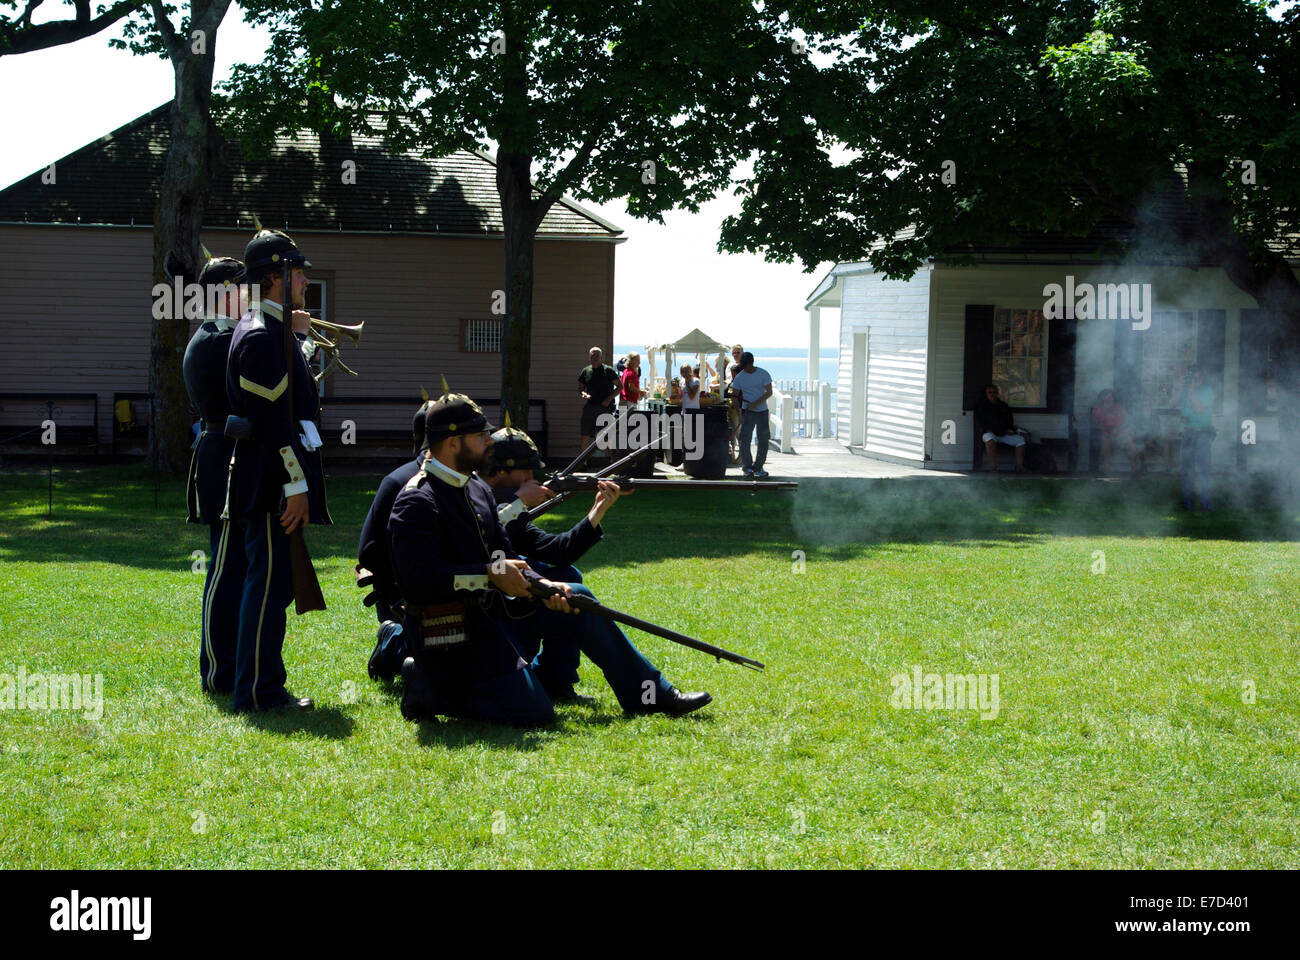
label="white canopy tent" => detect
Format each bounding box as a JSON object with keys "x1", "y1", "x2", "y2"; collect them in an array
[{"x1": 645, "y1": 327, "x2": 732, "y2": 395}]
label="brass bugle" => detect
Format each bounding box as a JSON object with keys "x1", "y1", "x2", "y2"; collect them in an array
[
  {"x1": 309, "y1": 317, "x2": 364, "y2": 345},
  {"x1": 315, "y1": 349, "x2": 359, "y2": 383}
]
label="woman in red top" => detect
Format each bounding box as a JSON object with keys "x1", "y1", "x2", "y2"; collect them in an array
[{"x1": 621, "y1": 352, "x2": 646, "y2": 406}]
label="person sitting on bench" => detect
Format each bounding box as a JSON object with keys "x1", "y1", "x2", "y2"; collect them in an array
[{"x1": 975, "y1": 383, "x2": 1026, "y2": 473}]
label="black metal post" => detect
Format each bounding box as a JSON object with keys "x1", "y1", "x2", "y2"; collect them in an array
[
  {"x1": 151, "y1": 393, "x2": 159, "y2": 510},
  {"x1": 46, "y1": 399, "x2": 53, "y2": 519}
]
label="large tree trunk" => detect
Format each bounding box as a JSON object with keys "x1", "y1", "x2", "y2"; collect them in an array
[
  {"x1": 149, "y1": 1, "x2": 226, "y2": 474},
  {"x1": 497, "y1": 148, "x2": 538, "y2": 432},
  {"x1": 495, "y1": 3, "x2": 540, "y2": 432}
]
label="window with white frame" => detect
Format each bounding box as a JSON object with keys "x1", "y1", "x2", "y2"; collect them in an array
[{"x1": 305, "y1": 279, "x2": 327, "y2": 396}]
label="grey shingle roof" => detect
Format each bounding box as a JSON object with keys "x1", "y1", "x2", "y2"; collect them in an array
[{"x1": 0, "y1": 102, "x2": 622, "y2": 238}]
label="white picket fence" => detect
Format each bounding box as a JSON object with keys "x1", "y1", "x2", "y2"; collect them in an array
[{"x1": 769, "y1": 379, "x2": 837, "y2": 452}]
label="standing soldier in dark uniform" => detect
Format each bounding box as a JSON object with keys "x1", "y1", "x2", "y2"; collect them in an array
[
  {"x1": 183, "y1": 253, "x2": 248, "y2": 695},
  {"x1": 224, "y1": 228, "x2": 331, "y2": 712},
  {"x1": 388, "y1": 391, "x2": 711, "y2": 725}
]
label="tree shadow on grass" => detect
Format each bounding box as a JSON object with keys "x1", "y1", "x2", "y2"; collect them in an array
[{"x1": 2, "y1": 465, "x2": 1296, "y2": 577}]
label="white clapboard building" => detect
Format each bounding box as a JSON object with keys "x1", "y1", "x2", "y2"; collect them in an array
[{"x1": 803, "y1": 226, "x2": 1293, "y2": 472}]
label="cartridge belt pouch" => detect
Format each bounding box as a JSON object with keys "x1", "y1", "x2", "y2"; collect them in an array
[
  {"x1": 418, "y1": 601, "x2": 468, "y2": 649},
  {"x1": 224, "y1": 415, "x2": 254, "y2": 441}
]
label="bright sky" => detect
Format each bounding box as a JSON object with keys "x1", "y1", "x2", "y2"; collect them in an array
[{"x1": 0, "y1": 7, "x2": 840, "y2": 350}]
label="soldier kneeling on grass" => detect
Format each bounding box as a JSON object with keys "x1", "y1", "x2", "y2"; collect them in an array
[
  {"x1": 386, "y1": 390, "x2": 711, "y2": 726},
  {"x1": 359, "y1": 407, "x2": 628, "y2": 696}
]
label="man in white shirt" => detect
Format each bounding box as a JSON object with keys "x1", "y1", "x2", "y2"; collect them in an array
[{"x1": 730, "y1": 351, "x2": 773, "y2": 478}]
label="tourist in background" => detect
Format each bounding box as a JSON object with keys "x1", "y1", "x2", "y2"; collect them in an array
[
  {"x1": 731, "y1": 351, "x2": 773, "y2": 478},
  {"x1": 1176, "y1": 364, "x2": 1216, "y2": 511},
  {"x1": 621, "y1": 352, "x2": 647, "y2": 407}
]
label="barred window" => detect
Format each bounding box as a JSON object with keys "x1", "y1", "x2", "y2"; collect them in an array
[{"x1": 462, "y1": 318, "x2": 502, "y2": 353}]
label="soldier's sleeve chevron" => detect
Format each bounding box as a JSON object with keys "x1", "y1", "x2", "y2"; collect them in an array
[{"x1": 240, "y1": 373, "x2": 288, "y2": 403}]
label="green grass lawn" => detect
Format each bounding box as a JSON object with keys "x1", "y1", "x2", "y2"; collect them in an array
[{"x1": 1, "y1": 463, "x2": 1298, "y2": 868}]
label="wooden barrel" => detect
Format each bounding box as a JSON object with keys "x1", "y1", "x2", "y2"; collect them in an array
[{"x1": 682, "y1": 407, "x2": 728, "y2": 479}]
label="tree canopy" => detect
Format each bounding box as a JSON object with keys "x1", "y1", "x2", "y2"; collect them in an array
[
  {"x1": 722, "y1": 0, "x2": 1300, "y2": 311},
  {"x1": 218, "y1": 0, "x2": 826, "y2": 422},
  {"x1": 223, "y1": 0, "x2": 819, "y2": 217},
  {"x1": 0, "y1": 0, "x2": 145, "y2": 55}
]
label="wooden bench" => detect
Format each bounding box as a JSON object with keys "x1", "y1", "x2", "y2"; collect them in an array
[
  {"x1": 971, "y1": 409, "x2": 1076, "y2": 471},
  {"x1": 319, "y1": 396, "x2": 549, "y2": 460},
  {"x1": 0, "y1": 393, "x2": 99, "y2": 454}
]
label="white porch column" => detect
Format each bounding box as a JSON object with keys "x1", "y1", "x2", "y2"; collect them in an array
[{"x1": 807, "y1": 305, "x2": 820, "y2": 386}]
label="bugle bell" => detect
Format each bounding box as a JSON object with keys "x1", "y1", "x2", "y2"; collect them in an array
[{"x1": 309, "y1": 317, "x2": 364, "y2": 346}]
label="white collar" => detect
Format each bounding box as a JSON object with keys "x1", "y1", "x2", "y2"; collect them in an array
[
  {"x1": 208, "y1": 314, "x2": 237, "y2": 332},
  {"x1": 260, "y1": 299, "x2": 284, "y2": 321},
  {"x1": 422, "y1": 455, "x2": 470, "y2": 488}
]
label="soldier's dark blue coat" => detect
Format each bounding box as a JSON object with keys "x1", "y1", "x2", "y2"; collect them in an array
[
  {"x1": 183, "y1": 316, "x2": 238, "y2": 524},
  {"x1": 183, "y1": 313, "x2": 245, "y2": 694},
  {"x1": 362, "y1": 466, "x2": 592, "y2": 678},
  {"x1": 389, "y1": 462, "x2": 673, "y2": 723},
  {"x1": 491, "y1": 485, "x2": 604, "y2": 569},
  {"x1": 387, "y1": 460, "x2": 676, "y2": 723},
  {"x1": 224, "y1": 303, "x2": 330, "y2": 524},
  {"x1": 222, "y1": 300, "x2": 330, "y2": 711},
  {"x1": 357, "y1": 456, "x2": 424, "y2": 622},
  {"x1": 388, "y1": 466, "x2": 527, "y2": 687},
  {"x1": 486, "y1": 484, "x2": 604, "y2": 683}
]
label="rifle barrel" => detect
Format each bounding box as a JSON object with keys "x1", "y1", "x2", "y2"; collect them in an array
[
  {"x1": 527, "y1": 582, "x2": 765, "y2": 670},
  {"x1": 553, "y1": 477, "x2": 797, "y2": 492},
  {"x1": 554, "y1": 416, "x2": 620, "y2": 479},
  {"x1": 519, "y1": 489, "x2": 573, "y2": 523},
  {"x1": 518, "y1": 431, "x2": 668, "y2": 523}
]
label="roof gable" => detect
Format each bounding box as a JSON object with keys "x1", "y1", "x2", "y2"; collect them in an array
[{"x1": 0, "y1": 103, "x2": 622, "y2": 239}]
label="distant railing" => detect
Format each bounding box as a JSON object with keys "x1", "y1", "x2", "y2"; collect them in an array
[
  {"x1": 773, "y1": 379, "x2": 838, "y2": 441},
  {"x1": 768, "y1": 385, "x2": 795, "y2": 454}
]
